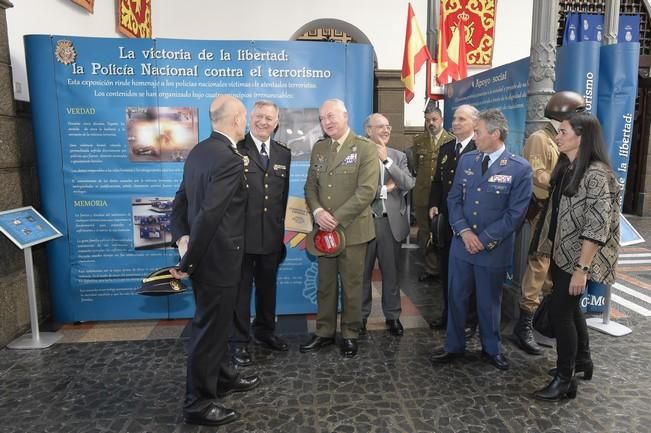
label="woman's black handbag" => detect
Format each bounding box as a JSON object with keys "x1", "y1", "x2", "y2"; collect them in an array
[{"x1": 532, "y1": 295, "x2": 554, "y2": 338}]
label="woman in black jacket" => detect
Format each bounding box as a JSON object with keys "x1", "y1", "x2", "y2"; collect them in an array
[{"x1": 529, "y1": 112, "x2": 620, "y2": 401}]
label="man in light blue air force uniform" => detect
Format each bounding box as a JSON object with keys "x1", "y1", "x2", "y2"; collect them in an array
[{"x1": 431, "y1": 109, "x2": 532, "y2": 371}]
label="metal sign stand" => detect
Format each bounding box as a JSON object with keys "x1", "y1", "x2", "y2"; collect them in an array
[
  {"x1": 7, "y1": 247, "x2": 63, "y2": 349},
  {"x1": 0, "y1": 206, "x2": 64, "y2": 349},
  {"x1": 586, "y1": 285, "x2": 632, "y2": 337}
]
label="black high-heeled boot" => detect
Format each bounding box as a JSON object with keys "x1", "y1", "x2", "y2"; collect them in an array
[
  {"x1": 533, "y1": 375, "x2": 578, "y2": 401},
  {"x1": 547, "y1": 359, "x2": 593, "y2": 380}
]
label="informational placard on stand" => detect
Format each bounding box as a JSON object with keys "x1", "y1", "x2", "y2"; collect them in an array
[{"x1": 0, "y1": 206, "x2": 63, "y2": 349}]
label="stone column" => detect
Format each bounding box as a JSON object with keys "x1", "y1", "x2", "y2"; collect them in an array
[
  {"x1": 603, "y1": 0, "x2": 621, "y2": 46},
  {"x1": 525, "y1": 0, "x2": 560, "y2": 138},
  {"x1": 506, "y1": 0, "x2": 561, "y2": 321},
  {"x1": 0, "y1": 0, "x2": 50, "y2": 347}
]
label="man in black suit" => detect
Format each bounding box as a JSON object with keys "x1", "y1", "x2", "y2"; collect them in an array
[
  {"x1": 231, "y1": 100, "x2": 291, "y2": 367},
  {"x1": 171, "y1": 95, "x2": 260, "y2": 427},
  {"x1": 429, "y1": 104, "x2": 479, "y2": 331}
]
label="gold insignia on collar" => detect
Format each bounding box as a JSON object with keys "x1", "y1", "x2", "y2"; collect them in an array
[
  {"x1": 441, "y1": 155, "x2": 448, "y2": 164},
  {"x1": 499, "y1": 159, "x2": 507, "y2": 166}
]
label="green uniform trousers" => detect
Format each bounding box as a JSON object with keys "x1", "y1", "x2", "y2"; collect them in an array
[{"x1": 315, "y1": 243, "x2": 368, "y2": 339}]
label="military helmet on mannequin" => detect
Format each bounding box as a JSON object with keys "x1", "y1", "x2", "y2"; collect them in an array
[{"x1": 544, "y1": 91, "x2": 586, "y2": 121}]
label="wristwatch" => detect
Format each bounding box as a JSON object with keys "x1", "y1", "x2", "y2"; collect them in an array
[{"x1": 575, "y1": 263, "x2": 590, "y2": 273}]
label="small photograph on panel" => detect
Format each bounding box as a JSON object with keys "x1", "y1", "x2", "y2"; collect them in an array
[
  {"x1": 274, "y1": 108, "x2": 324, "y2": 161},
  {"x1": 126, "y1": 107, "x2": 199, "y2": 162},
  {"x1": 132, "y1": 197, "x2": 174, "y2": 250}
]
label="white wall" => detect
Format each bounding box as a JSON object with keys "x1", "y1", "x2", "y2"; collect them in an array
[{"x1": 7, "y1": 0, "x2": 533, "y2": 124}]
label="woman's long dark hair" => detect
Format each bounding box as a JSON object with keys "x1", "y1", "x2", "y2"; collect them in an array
[{"x1": 549, "y1": 112, "x2": 611, "y2": 197}]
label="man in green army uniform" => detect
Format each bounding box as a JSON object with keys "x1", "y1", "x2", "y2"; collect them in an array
[
  {"x1": 300, "y1": 98, "x2": 379, "y2": 359},
  {"x1": 409, "y1": 102, "x2": 454, "y2": 281}
]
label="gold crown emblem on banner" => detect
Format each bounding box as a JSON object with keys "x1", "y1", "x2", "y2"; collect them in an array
[
  {"x1": 55, "y1": 40, "x2": 76, "y2": 65},
  {"x1": 457, "y1": 11, "x2": 470, "y2": 22}
]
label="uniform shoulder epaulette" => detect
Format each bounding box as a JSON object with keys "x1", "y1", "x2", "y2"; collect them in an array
[
  {"x1": 231, "y1": 146, "x2": 244, "y2": 158},
  {"x1": 274, "y1": 140, "x2": 290, "y2": 151},
  {"x1": 355, "y1": 135, "x2": 373, "y2": 144},
  {"x1": 314, "y1": 137, "x2": 329, "y2": 146},
  {"x1": 508, "y1": 154, "x2": 529, "y2": 165}
]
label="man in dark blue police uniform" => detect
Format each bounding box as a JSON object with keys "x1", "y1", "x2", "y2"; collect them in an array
[
  {"x1": 171, "y1": 95, "x2": 261, "y2": 427},
  {"x1": 230, "y1": 100, "x2": 291, "y2": 367},
  {"x1": 431, "y1": 109, "x2": 532, "y2": 370}
]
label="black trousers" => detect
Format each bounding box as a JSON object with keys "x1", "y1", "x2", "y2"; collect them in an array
[
  {"x1": 231, "y1": 251, "x2": 282, "y2": 345},
  {"x1": 550, "y1": 261, "x2": 591, "y2": 377},
  {"x1": 185, "y1": 278, "x2": 239, "y2": 414}
]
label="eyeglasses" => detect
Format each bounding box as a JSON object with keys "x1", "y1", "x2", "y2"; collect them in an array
[{"x1": 371, "y1": 124, "x2": 392, "y2": 131}]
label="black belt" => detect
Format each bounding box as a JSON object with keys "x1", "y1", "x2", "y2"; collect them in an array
[{"x1": 373, "y1": 213, "x2": 388, "y2": 218}]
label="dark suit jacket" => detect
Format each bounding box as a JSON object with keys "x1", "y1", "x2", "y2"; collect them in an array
[
  {"x1": 171, "y1": 131, "x2": 247, "y2": 284},
  {"x1": 238, "y1": 133, "x2": 291, "y2": 254},
  {"x1": 429, "y1": 138, "x2": 476, "y2": 217}
]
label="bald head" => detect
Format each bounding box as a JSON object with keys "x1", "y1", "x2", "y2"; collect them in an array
[{"x1": 209, "y1": 95, "x2": 247, "y2": 142}]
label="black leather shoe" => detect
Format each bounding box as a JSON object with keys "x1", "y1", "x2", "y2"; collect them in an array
[
  {"x1": 418, "y1": 272, "x2": 437, "y2": 282},
  {"x1": 254, "y1": 334, "x2": 289, "y2": 351},
  {"x1": 217, "y1": 374, "x2": 261, "y2": 397},
  {"x1": 464, "y1": 324, "x2": 477, "y2": 340},
  {"x1": 299, "y1": 335, "x2": 335, "y2": 353},
  {"x1": 481, "y1": 351, "x2": 509, "y2": 370},
  {"x1": 184, "y1": 403, "x2": 239, "y2": 426},
  {"x1": 386, "y1": 319, "x2": 404, "y2": 336},
  {"x1": 340, "y1": 338, "x2": 358, "y2": 358},
  {"x1": 548, "y1": 360, "x2": 593, "y2": 380},
  {"x1": 430, "y1": 350, "x2": 464, "y2": 363},
  {"x1": 533, "y1": 375, "x2": 578, "y2": 401},
  {"x1": 359, "y1": 318, "x2": 368, "y2": 336},
  {"x1": 232, "y1": 346, "x2": 252, "y2": 367}
]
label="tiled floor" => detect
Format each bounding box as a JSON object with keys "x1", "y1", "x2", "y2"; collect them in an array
[{"x1": 2, "y1": 228, "x2": 651, "y2": 432}]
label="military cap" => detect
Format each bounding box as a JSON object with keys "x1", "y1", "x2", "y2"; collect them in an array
[{"x1": 137, "y1": 266, "x2": 188, "y2": 296}]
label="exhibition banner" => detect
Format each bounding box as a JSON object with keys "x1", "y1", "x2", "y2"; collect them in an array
[
  {"x1": 444, "y1": 57, "x2": 530, "y2": 155},
  {"x1": 596, "y1": 42, "x2": 640, "y2": 206},
  {"x1": 562, "y1": 13, "x2": 640, "y2": 44},
  {"x1": 555, "y1": 41, "x2": 601, "y2": 114},
  {"x1": 25, "y1": 35, "x2": 374, "y2": 322}
]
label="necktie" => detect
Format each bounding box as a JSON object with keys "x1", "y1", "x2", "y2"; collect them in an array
[
  {"x1": 481, "y1": 154, "x2": 490, "y2": 175},
  {"x1": 260, "y1": 142, "x2": 269, "y2": 169},
  {"x1": 455, "y1": 142, "x2": 462, "y2": 157}
]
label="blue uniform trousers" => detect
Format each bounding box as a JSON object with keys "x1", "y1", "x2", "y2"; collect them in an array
[{"x1": 444, "y1": 257, "x2": 506, "y2": 355}]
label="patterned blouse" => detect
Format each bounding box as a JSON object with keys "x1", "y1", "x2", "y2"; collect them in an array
[{"x1": 530, "y1": 161, "x2": 620, "y2": 284}]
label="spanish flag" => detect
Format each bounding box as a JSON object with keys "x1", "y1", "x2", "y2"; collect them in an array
[
  {"x1": 401, "y1": 2, "x2": 431, "y2": 103},
  {"x1": 437, "y1": 7, "x2": 468, "y2": 84}
]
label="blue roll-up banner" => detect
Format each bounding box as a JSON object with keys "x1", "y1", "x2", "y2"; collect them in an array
[
  {"x1": 555, "y1": 41, "x2": 601, "y2": 114},
  {"x1": 563, "y1": 13, "x2": 640, "y2": 45},
  {"x1": 24, "y1": 35, "x2": 374, "y2": 322},
  {"x1": 596, "y1": 42, "x2": 640, "y2": 206}
]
